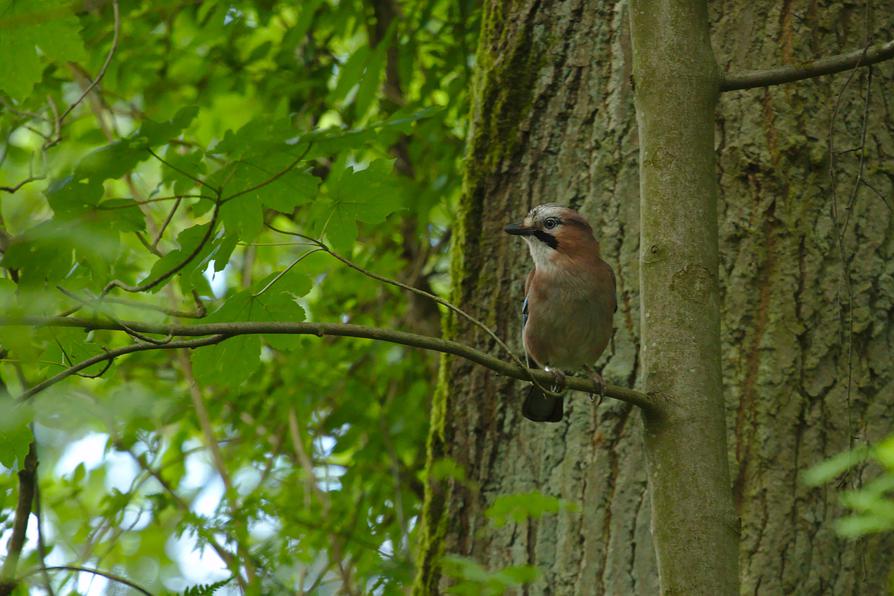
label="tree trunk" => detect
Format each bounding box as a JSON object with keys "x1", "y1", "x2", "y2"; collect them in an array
[
  {"x1": 628, "y1": 1, "x2": 739, "y2": 593},
  {"x1": 416, "y1": 0, "x2": 894, "y2": 593}
]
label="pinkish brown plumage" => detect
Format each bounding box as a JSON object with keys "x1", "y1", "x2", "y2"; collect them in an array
[{"x1": 505, "y1": 204, "x2": 616, "y2": 422}]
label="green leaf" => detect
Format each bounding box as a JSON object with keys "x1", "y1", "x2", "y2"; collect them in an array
[
  {"x1": 835, "y1": 513, "x2": 894, "y2": 538},
  {"x1": 220, "y1": 194, "x2": 264, "y2": 241},
  {"x1": 802, "y1": 445, "x2": 871, "y2": 487},
  {"x1": 259, "y1": 169, "x2": 320, "y2": 213},
  {"x1": 45, "y1": 176, "x2": 104, "y2": 215},
  {"x1": 74, "y1": 140, "x2": 147, "y2": 183},
  {"x1": 191, "y1": 270, "x2": 311, "y2": 383},
  {"x1": 191, "y1": 334, "x2": 262, "y2": 387},
  {"x1": 179, "y1": 578, "x2": 233, "y2": 596},
  {"x1": 217, "y1": 149, "x2": 318, "y2": 238},
  {"x1": 442, "y1": 556, "x2": 541, "y2": 596},
  {"x1": 212, "y1": 117, "x2": 297, "y2": 160},
  {"x1": 142, "y1": 223, "x2": 232, "y2": 294},
  {"x1": 321, "y1": 159, "x2": 403, "y2": 253},
  {"x1": 485, "y1": 491, "x2": 576, "y2": 527},
  {"x1": 40, "y1": 328, "x2": 110, "y2": 377},
  {"x1": 0, "y1": 218, "x2": 118, "y2": 285},
  {"x1": 93, "y1": 200, "x2": 147, "y2": 232},
  {"x1": 876, "y1": 435, "x2": 894, "y2": 469},
  {"x1": 354, "y1": 45, "x2": 386, "y2": 118},
  {"x1": 429, "y1": 457, "x2": 467, "y2": 483},
  {"x1": 329, "y1": 46, "x2": 370, "y2": 104},
  {"x1": 0, "y1": 0, "x2": 87, "y2": 99},
  {"x1": 0, "y1": 395, "x2": 33, "y2": 469},
  {"x1": 137, "y1": 106, "x2": 200, "y2": 147},
  {"x1": 161, "y1": 148, "x2": 208, "y2": 195}
]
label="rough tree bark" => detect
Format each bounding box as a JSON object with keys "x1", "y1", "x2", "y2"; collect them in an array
[{"x1": 416, "y1": 0, "x2": 894, "y2": 594}]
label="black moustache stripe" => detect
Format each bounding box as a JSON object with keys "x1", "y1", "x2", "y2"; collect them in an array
[{"x1": 533, "y1": 230, "x2": 558, "y2": 249}]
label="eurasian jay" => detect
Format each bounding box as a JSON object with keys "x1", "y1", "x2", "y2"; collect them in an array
[{"x1": 505, "y1": 204, "x2": 617, "y2": 422}]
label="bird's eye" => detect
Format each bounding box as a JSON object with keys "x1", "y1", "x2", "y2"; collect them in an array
[{"x1": 543, "y1": 217, "x2": 560, "y2": 230}]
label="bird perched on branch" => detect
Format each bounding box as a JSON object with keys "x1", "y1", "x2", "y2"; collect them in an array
[{"x1": 505, "y1": 204, "x2": 616, "y2": 422}]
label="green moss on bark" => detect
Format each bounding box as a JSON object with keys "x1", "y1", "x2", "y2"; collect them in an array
[{"x1": 413, "y1": 2, "x2": 549, "y2": 592}]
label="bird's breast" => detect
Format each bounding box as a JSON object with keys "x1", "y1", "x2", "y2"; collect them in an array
[{"x1": 523, "y1": 269, "x2": 614, "y2": 369}]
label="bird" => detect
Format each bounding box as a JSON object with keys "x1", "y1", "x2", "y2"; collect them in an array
[{"x1": 505, "y1": 204, "x2": 617, "y2": 422}]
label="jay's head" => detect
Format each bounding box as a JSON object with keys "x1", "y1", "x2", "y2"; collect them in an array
[{"x1": 505, "y1": 204, "x2": 599, "y2": 269}]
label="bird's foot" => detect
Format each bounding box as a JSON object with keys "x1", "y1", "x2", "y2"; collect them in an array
[
  {"x1": 543, "y1": 366, "x2": 566, "y2": 393},
  {"x1": 585, "y1": 369, "x2": 606, "y2": 403}
]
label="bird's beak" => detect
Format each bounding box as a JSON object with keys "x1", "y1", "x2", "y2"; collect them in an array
[{"x1": 504, "y1": 223, "x2": 535, "y2": 236}]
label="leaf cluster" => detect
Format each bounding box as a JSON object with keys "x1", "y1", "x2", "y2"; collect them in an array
[{"x1": 0, "y1": 0, "x2": 479, "y2": 592}]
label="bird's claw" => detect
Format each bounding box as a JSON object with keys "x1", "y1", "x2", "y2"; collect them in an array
[
  {"x1": 544, "y1": 366, "x2": 566, "y2": 393},
  {"x1": 586, "y1": 370, "x2": 605, "y2": 404}
]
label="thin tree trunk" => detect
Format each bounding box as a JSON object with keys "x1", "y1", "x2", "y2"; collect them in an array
[{"x1": 629, "y1": 0, "x2": 739, "y2": 593}]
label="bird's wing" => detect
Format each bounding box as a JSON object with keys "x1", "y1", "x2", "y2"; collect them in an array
[
  {"x1": 523, "y1": 269, "x2": 534, "y2": 328},
  {"x1": 523, "y1": 269, "x2": 534, "y2": 369}
]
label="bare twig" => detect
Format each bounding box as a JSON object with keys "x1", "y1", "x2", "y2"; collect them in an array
[
  {"x1": 15, "y1": 334, "x2": 227, "y2": 402},
  {"x1": 287, "y1": 408, "x2": 356, "y2": 593},
  {"x1": 125, "y1": 449, "x2": 243, "y2": 591},
  {"x1": 176, "y1": 351, "x2": 255, "y2": 585},
  {"x1": 827, "y1": 44, "x2": 873, "y2": 458},
  {"x1": 152, "y1": 198, "x2": 182, "y2": 249},
  {"x1": 134, "y1": 230, "x2": 164, "y2": 257},
  {"x1": 32, "y1": 476, "x2": 55, "y2": 596},
  {"x1": 44, "y1": 0, "x2": 121, "y2": 149},
  {"x1": 96, "y1": 194, "x2": 217, "y2": 209},
  {"x1": 56, "y1": 287, "x2": 173, "y2": 345},
  {"x1": 721, "y1": 38, "x2": 894, "y2": 91},
  {"x1": 6, "y1": 318, "x2": 654, "y2": 409},
  {"x1": 252, "y1": 248, "x2": 323, "y2": 297},
  {"x1": 19, "y1": 566, "x2": 152, "y2": 596},
  {"x1": 147, "y1": 148, "x2": 220, "y2": 194},
  {"x1": 54, "y1": 339, "x2": 114, "y2": 379},
  {"x1": 56, "y1": 294, "x2": 205, "y2": 319},
  {"x1": 0, "y1": 176, "x2": 45, "y2": 194}
]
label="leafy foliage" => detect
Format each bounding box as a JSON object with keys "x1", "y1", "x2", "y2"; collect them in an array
[
  {"x1": 485, "y1": 491, "x2": 579, "y2": 528},
  {"x1": 0, "y1": 0, "x2": 478, "y2": 592},
  {"x1": 441, "y1": 555, "x2": 541, "y2": 595},
  {"x1": 804, "y1": 436, "x2": 894, "y2": 538}
]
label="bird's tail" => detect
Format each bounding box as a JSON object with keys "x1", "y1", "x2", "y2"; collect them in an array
[{"x1": 522, "y1": 385, "x2": 564, "y2": 422}]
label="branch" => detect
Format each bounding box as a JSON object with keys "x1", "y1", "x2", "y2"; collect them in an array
[
  {"x1": 44, "y1": 0, "x2": 121, "y2": 149},
  {"x1": 0, "y1": 176, "x2": 45, "y2": 194},
  {"x1": 5, "y1": 317, "x2": 655, "y2": 410},
  {"x1": 0, "y1": 443, "x2": 37, "y2": 596},
  {"x1": 15, "y1": 334, "x2": 226, "y2": 402},
  {"x1": 721, "y1": 38, "x2": 894, "y2": 91},
  {"x1": 89, "y1": 295, "x2": 207, "y2": 319},
  {"x1": 19, "y1": 566, "x2": 152, "y2": 596},
  {"x1": 103, "y1": 201, "x2": 220, "y2": 295},
  {"x1": 265, "y1": 225, "x2": 564, "y2": 398},
  {"x1": 124, "y1": 449, "x2": 243, "y2": 588}
]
